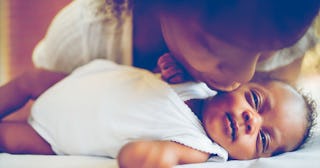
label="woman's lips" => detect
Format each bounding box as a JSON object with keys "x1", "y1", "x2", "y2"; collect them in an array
[{"x1": 226, "y1": 113, "x2": 237, "y2": 141}]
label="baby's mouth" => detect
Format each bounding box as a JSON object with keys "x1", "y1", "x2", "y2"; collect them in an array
[{"x1": 226, "y1": 113, "x2": 237, "y2": 141}]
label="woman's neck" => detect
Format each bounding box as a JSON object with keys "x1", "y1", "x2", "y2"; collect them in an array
[
  {"x1": 132, "y1": 2, "x2": 168, "y2": 71},
  {"x1": 185, "y1": 99, "x2": 205, "y2": 121}
]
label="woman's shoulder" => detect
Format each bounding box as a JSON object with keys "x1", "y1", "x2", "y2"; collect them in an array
[
  {"x1": 257, "y1": 24, "x2": 319, "y2": 71},
  {"x1": 76, "y1": 0, "x2": 132, "y2": 21}
]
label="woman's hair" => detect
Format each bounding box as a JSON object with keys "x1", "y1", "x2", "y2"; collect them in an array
[{"x1": 150, "y1": 0, "x2": 320, "y2": 50}]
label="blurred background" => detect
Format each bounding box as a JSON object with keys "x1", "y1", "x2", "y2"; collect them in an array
[
  {"x1": 0, "y1": 0, "x2": 71, "y2": 121},
  {"x1": 0, "y1": 0, "x2": 71, "y2": 84}
]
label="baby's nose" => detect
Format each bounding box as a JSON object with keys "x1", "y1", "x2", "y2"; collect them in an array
[{"x1": 242, "y1": 111, "x2": 262, "y2": 135}]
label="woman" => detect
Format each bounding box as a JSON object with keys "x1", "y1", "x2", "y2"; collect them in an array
[{"x1": 32, "y1": 0, "x2": 320, "y2": 91}]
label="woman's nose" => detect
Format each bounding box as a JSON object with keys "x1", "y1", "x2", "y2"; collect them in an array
[{"x1": 242, "y1": 111, "x2": 262, "y2": 134}]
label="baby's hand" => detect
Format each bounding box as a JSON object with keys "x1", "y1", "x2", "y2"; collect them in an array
[
  {"x1": 118, "y1": 141, "x2": 178, "y2": 168},
  {"x1": 157, "y1": 53, "x2": 190, "y2": 84}
]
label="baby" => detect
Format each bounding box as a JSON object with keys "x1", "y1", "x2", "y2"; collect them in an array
[{"x1": 0, "y1": 59, "x2": 316, "y2": 168}]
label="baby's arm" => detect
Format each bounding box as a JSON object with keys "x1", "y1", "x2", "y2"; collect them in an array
[
  {"x1": 157, "y1": 53, "x2": 191, "y2": 84},
  {"x1": 118, "y1": 140, "x2": 209, "y2": 168},
  {"x1": 0, "y1": 67, "x2": 66, "y2": 119}
]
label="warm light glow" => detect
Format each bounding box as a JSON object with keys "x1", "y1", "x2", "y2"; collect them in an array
[
  {"x1": 300, "y1": 14, "x2": 320, "y2": 77},
  {"x1": 301, "y1": 43, "x2": 320, "y2": 76},
  {"x1": 0, "y1": 0, "x2": 10, "y2": 84}
]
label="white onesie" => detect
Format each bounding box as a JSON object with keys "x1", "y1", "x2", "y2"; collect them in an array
[{"x1": 28, "y1": 59, "x2": 228, "y2": 161}]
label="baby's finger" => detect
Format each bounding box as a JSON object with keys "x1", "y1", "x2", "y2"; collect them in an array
[
  {"x1": 157, "y1": 53, "x2": 177, "y2": 70},
  {"x1": 168, "y1": 73, "x2": 185, "y2": 84},
  {"x1": 161, "y1": 66, "x2": 184, "y2": 83},
  {"x1": 161, "y1": 65, "x2": 183, "y2": 78}
]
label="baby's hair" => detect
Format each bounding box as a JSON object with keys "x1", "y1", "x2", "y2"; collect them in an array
[
  {"x1": 293, "y1": 89, "x2": 318, "y2": 151},
  {"x1": 253, "y1": 77, "x2": 318, "y2": 153}
]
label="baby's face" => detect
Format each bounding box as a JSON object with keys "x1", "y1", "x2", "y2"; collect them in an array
[{"x1": 202, "y1": 81, "x2": 308, "y2": 160}]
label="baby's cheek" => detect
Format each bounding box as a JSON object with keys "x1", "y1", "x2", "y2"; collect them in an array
[{"x1": 227, "y1": 140, "x2": 257, "y2": 160}]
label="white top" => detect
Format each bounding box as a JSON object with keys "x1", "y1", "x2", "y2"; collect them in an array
[
  {"x1": 32, "y1": 0, "x2": 133, "y2": 73},
  {"x1": 29, "y1": 59, "x2": 228, "y2": 161},
  {"x1": 256, "y1": 25, "x2": 319, "y2": 71},
  {"x1": 32, "y1": 0, "x2": 319, "y2": 73}
]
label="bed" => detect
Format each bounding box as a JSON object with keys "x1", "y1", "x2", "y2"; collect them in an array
[
  {"x1": 1, "y1": 75, "x2": 320, "y2": 168},
  {"x1": 1, "y1": 130, "x2": 320, "y2": 168}
]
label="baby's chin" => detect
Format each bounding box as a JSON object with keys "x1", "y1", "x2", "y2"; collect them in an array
[{"x1": 227, "y1": 153, "x2": 259, "y2": 161}]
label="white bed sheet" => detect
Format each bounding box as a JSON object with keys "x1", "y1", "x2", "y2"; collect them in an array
[
  {"x1": 1, "y1": 76, "x2": 320, "y2": 168},
  {"x1": 1, "y1": 131, "x2": 320, "y2": 168}
]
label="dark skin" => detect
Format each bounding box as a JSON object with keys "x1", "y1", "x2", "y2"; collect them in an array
[
  {"x1": 132, "y1": 1, "x2": 312, "y2": 91},
  {"x1": 0, "y1": 68, "x2": 67, "y2": 119},
  {"x1": 133, "y1": 2, "x2": 168, "y2": 70},
  {"x1": 157, "y1": 52, "x2": 304, "y2": 90},
  {"x1": 0, "y1": 68, "x2": 66, "y2": 154}
]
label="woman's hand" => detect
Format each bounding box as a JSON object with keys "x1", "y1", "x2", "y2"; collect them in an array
[{"x1": 157, "y1": 53, "x2": 191, "y2": 84}]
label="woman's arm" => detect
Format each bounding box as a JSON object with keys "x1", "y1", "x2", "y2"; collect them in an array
[
  {"x1": 0, "y1": 67, "x2": 67, "y2": 119},
  {"x1": 117, "y1": 140, "x2": 209, "y2": 168}
]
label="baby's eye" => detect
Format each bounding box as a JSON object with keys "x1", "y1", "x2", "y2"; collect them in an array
[
  {"x1": 259, "y1": 130, "x2": 270, "y2": 153},
  {"x1": 251, "y1": 89, "x2": 261, "y2": 111}
]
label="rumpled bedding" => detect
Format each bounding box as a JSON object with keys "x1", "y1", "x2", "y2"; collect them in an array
[{"x1": 1, "y1": 132, "x2": 320, "y2": 168}]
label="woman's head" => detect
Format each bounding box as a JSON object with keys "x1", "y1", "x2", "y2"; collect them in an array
[
  {"x1": 156, "y1": 0, "x2": 320, "y2": 91},
  {"x1": 201, "y1": 80, "x2": 316, "y2": 160}
]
